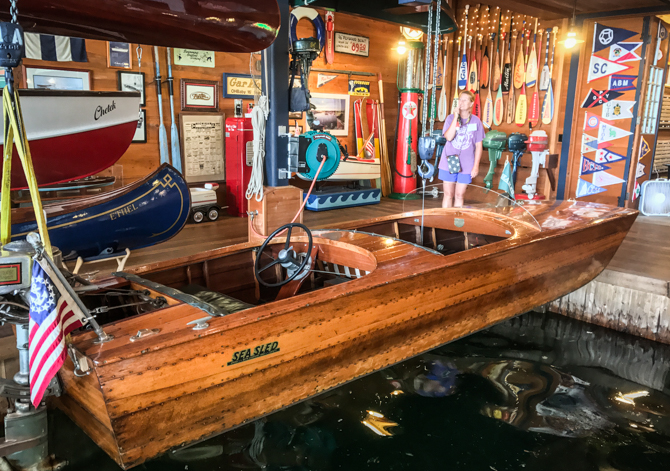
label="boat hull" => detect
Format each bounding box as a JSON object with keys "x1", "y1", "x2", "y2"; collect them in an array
[
  {"x1": 57, "y1": 202, "x2": 637, "y2": 468},
  {"x1": 2, "y1": 91, "x2": 140, "y2": 189},
  {"x1": 11, "y1": 164, "x2": 189, "y2": 258},
  {"x1": 2, "y1": 0, "x2": 280, "y2": 52}
]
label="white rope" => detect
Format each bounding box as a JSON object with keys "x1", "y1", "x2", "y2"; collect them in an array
[{"x1": 246, "y1": 94, "x2": 269, "y2": 202}]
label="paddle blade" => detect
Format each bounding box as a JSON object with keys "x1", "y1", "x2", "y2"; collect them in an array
[
  {"x1": 529, "y1": 91, "x2": 540, "y2": 127},
  {"x1": 506, "y1": 88, "x2": 515, "y2": 124},
  {"x1": 514, "y1": 51, "x2": 525, "y2": 89},
  {"x1": 473, "y1": 92, "x2": 481, "y2": 119},
  {"x1": 502, "y1": 64, "x2": 511, "y2": 93},
  {"x1": 539, "y1": 66, "x2": 550, "y2": 91},
  {"x1": 515, "y1": 87, "x2": 527, "y2": 126},
  {"x1": 526, "y1": 47, "x2": 538, "y2": 87},
  {"x1": 438, "y1": 87, "x2": 447, "y2": 122},
  {"x1": 493, "y1": 88, "x2": 503, "y2": 126},
  {"x1": 468, "y1": 60, "x2": 478, "y2": 92},
  {"x1": 171, "y1": 125, "x2": 182, "y2": 172},
  {"x1": 159, "y1": 126, "x2": 169, "y2": 165},
  {"x1": 542, "y1": 81, "x2": 554, "y2": 125},
  {"x1": 458, "y1": 53, "x2": 468, "y2": 90},
  {"x1": 484, "y1": 93, "x2": 494, "y2": 128},
  {"x1": 481, "y1": 55, "x2": 490, "y2": 88}
]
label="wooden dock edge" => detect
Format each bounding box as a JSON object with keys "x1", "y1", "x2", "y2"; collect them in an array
[{"x1": 550, "y1": 268, "x2": 670, "y2": 345}]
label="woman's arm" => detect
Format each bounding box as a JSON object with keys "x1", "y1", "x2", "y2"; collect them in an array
[
  {"x1": 444, "y1": 113, "x2": 458, "y2": 141},
  {"x1": 471, "y1": 141, "x2": 483, "y2": 179}
]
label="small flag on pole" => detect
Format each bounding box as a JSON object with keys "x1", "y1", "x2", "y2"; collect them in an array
[
  {"x1": 29, "y1": 260, "x2": 88, "y2": 406},
  {"x1": 498, "y1": 158, "x2": 515, "y2": 199},
  {"x1": 25, "y1": 33, "x2": 88, "y2": 62}
]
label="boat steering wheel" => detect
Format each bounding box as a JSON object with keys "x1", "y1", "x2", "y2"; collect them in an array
[{"x1": 254, "y1": 223, "x2": 313, "y2": 288}]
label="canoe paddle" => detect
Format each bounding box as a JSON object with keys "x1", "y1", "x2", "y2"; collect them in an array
[
  {"x1": 166, "y1": 48, "x2": 182, "y2": 173},
  {"x1": 502, "y1": 13, "x2": 512, "y2": 94},
  {"x1": 438, "y1": 39, "x2": 448, "y2": 121},
  {"x1": 484, "y1": 35, "x2": 494, "y2": 128},
  {"x1": 458, "y1": 6, "x2": 469, "y2": 90},
  {"x1": 153, "y1": 46, "x2": 169, "y2": 166},
  {"x1": 529, "y1": 29, "x2": 541, "y2": 127},
  {"x1": 539, "y1": 27, "x2": 551, "y2": 91},
  {"x1": 481, "y1": 33, "x2": 490, "y2": 89},
  {"x1": 492, "y1": 8, "x2": 502, "y2": 91},
  {"x1": 454, "y1": 37, "x2": 463, "y2": 107},
  {"x1": 506, "y1": 30, "x2": 518, "y2": 124},
  {"x1": 493, "y1": 32, "x2": 504, "y2": 126},
  {"x1": 515, "y1": 83, "x2": 527, "y2": 126},
  {"x1": 541, "y1": 26, "x2": 558, "y2": 125},
  {"x1": 513, "y1": 25, "x2": 525, "y2": 89},
  {"x1": 526, "y1": 18, "x2": 538, "y2": 88}
]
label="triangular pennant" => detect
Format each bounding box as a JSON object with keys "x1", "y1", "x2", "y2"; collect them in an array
[
  {"x1": 595, "y1": 148, "x2": 626, "y2": 163},
  {"x1": 582, "y1": 134, "x2": 599, "y2": 154},
  {"x1": 598, "y1": 122, "x2": 632, "y2": 146},
  {"x1": 584, "y1": 112, "x2": 613, "y2": 130},
  {"x1": 581, "y1": 156, "x2": 611, "y2": 175},
  {"x1": 609, "y1": 42, "x2": 642, "y2": 62},
  {"x1": 592, "y1": 170, "x2": 625, "y2": 187},
  {"x1": 587, "y1": 55, "x2": 632, "y2": 83},
  {"x1": 601, "y1": 100, "x2": 635, "y2": 120},
  {"x1": 593, "y1": 23, "x2": 638, "y2": 53},
  {"x1": 608, "y1": 74, "x2": 637, "y2": 92},
  {"x1": 636, "y1": 162, "x2": 646, "y2": 179},
  {"x1": 317, "y1": 73, "x2": 338, "y2": 88},
  {"x1": 581, "y1": 89, "x2": 624, "y2": 108},
  {"x1": 639, "y1": 137, "x2": 651, "y2": 159},
  {"x1": 576, "y1": 178, "x2": 607, "y2": 198},
  {"x1": 632, "y1": 181, "x2": 641, "y2": 201}
]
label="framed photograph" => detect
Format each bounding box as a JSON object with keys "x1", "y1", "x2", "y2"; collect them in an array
[
  {"x1": 23, "y1": 66, "x2": 90, "y2": 90},
  {"x1": 179, "y1": 113, "x2": 225, "y2": 183},
  {"x1": 306, "y1": 93, "x2": 350, "y2": 136},
  {"x1": 132, "y1": 109, "x2": 147, "y2": 143},
  {"x1": 107, "y1": 42, "x2": 132, "y2": 69},
  {"x1": 181, "y1": 78, "x2": 219, "y2": 112},
  {"x1": 117, "y1": 71, "x2": 145, "y2": 106},
  {"x1": 289, "y1": 111, "x2": 303, "y2": 120}
]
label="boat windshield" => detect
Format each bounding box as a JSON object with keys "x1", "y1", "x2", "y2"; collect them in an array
[{"x1": 401, "y1": 182, "x2": 542, "y2": 232}]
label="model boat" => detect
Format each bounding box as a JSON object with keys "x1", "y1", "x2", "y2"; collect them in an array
[
  {"x1": 56, "y1": 198, "x2": 636, "y2": 468},
  {"x1": 10, "y1": 164, "x2": 189, "y2": 259},
  {"x1": 2, "y1": 90, "x2": 140, "y2": 190}
]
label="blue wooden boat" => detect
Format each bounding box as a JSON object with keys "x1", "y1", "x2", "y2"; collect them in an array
[{"x1": 10, "y1": 164, "x2": 190, "y2": 259}]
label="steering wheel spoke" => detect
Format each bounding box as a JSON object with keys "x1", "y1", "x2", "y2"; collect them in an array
[
  {"x1": 284, "y1": 225, "x2": 293, "y2": 250},
  {"x1": 258, "y1": 258, "x2": 281, "y2": 274}
]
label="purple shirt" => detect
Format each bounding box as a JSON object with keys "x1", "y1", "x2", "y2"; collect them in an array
[{"x1": 438, "y1": 114, "x2": 485, "y2": 173}]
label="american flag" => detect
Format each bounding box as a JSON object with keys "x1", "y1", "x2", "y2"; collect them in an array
[{"x1": 29, "y1": 260, "x2": 87, "y2": 406}]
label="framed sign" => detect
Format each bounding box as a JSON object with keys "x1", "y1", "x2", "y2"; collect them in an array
[
  {"x1": 22, "y1": 66, "x2": 90, "y2": 90},
  {"x1": 117, "y1": 71, "x2": 145, "y2": 106},
  {"x1": 174, "y1": 48, "x2": 215, "y2": 68},
  {"x1": 179, "y1": 113, "x2": 225, "y2": 183},
  {"x1": 107, "y1": 42, "x2": 132, "y2": 69},
  {"x1": 180, "y1": 78, "x2": 219, "y2": 111},
  {"x1": 334, "y1": 32, "x2": 369, "y2": 57},
  {"x1": 132, "y1": 109, "x2": 147, "y2": 143},
  {"x1": 222, "y1": 73, "x2": 261, "y2": 99},
  {"x1": 306, "y1": 93, "x2": 350, "y2": 136}
]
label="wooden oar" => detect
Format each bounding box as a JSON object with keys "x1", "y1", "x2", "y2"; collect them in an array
[
  {"x1": 493, "y1": 32, "x2": 504, "y2": 126},
  {"x1": 513, "y1": 24, "x2": 525, "y2": 89},
  {"x1": 502, "y1": 13, "x2": 512, "y2": 94},
  {"x1": 541, "y1": 26, "x2": 558, "y2": 125},
  {"x1": 506, "y1": 30, "x2": 518, "y2": 124},
  {"x1": 539, "y1": 27, "x2": 551, "y2": 91},
  {"x1": 526, "y1": 18, "x2": 538, "y2": 88}
]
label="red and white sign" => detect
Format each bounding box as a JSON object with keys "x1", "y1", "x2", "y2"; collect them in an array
[
  {"x1": 402, "y1": 101, "x2": 418, "y2": 120},
  {"x1": 334, "y1": 32, "x2": 369, "y2": 57}
]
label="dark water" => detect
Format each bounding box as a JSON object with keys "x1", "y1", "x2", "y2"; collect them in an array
[{"x1": 52, "y1": 311, "x2": 670, "y2": 471}]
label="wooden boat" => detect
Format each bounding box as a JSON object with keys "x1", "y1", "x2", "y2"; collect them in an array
[
  {"x1": 2, "y1": 0, "x2": 280, "y2": 52},
  {"x1": 56, "y1": 199, "x2": 637, "y2": 468},
  {"x1": 3, "y1": 90, "x2": 140, "y2": 189},
  {"x1": 10, "y1": 164, "x2": 189, "y2": 259}
]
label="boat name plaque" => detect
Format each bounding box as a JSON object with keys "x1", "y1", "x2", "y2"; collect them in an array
[{"x1": 227, "y1": 341, "x2": 280, "y2": 366}]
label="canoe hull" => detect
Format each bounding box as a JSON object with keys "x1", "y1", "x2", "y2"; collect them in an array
[
  {"x1": 11, "y1": 164, "x2": 189, "y2": 258},
  {"x1": 2, "y1": 91, "x2": 140, "y2": 189},
  {"x1": 58, "y1": 202, "x2": 637, "y2": 468}
]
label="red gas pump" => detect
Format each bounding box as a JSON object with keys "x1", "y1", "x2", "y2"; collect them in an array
[
  {"x1": 391, "y1": 41, "x2": 424, "y2": 199},
  {"x1": 225, "y1": 114, "x2": 254, "y2": 217}
]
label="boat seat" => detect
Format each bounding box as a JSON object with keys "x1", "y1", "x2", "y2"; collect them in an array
[{"x1": 180, "y1": 284, "x2": 253, "y2": 315}]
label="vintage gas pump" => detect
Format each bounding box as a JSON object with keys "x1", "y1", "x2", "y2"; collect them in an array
[
  {"x1": 520, "y1": 130, "x2": 549, "y2": 200},
  {"x1": 391, "y1": 41, "x2": 424, "y2": 198},
  {"x1": 225, "y1": 102, "x2": 254, "y2": 217}
]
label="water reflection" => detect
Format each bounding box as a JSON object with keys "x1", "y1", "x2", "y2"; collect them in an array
[{"x1": 53, "y1": 312, "x2": 670, "y2": 471}]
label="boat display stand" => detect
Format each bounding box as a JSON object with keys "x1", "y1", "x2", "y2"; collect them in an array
[
  {"x1": 303, "y1": 186, "x2": 381, "y2": 211},
  {"x1": 72, "y1": 248, "x2": 131, "y2": 275},
  {"x1": 248, "y1": 186, "x2": 304, "y2": 243}
]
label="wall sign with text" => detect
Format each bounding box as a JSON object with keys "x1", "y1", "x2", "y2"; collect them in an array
[
  {"x1": 174, "y1": 48, "x2": 215, "y2": 68},
  {"x1": 334, "y1": 33, "x2": 369, "y2": 57},
  {"x1": 222, "y1": 73, "x2": 261, "y2": 99}
]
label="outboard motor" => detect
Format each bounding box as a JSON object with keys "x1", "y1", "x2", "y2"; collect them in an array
[
  {"x1": 507, "y1": 133, "x2": 528, "y2": 186},
  {"x1": 521, "y1": 130, "x2": 550, "y2": 200},
  {"x1": 482, "y1": 131, "x2": 507, "y2": 189}
]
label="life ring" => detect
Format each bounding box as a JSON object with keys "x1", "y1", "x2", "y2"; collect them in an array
[{"x1": 290, "y1": 7, "x2": 326, "y2": 51}]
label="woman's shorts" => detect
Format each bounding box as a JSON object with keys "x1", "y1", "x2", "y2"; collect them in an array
[{"x1": 439, "y1": 169, "x2": 472, "y2": 184}]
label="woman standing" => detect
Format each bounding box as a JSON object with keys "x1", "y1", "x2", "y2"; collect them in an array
[{"x1": 438, "y1": 90, "x2": 484, "y2": 208}]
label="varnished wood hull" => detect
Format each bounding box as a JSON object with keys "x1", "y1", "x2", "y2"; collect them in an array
[{"x1": 57, "y1": 201, "x2": 637, "y2": 468}]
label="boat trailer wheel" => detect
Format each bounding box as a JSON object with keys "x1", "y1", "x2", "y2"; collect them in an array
[{"x1": 254, "y1": 223, "x2": 313, "y2": 288}]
